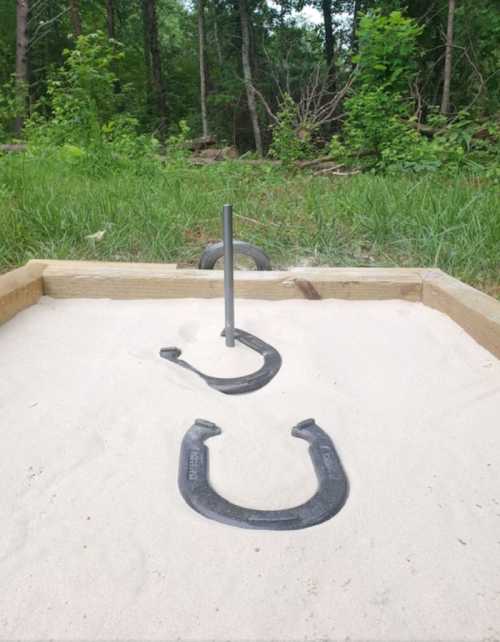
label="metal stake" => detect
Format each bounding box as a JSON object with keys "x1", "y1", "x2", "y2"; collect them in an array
[{"x1": 222, "y1": 204, "x2": 235, "y2": 347}]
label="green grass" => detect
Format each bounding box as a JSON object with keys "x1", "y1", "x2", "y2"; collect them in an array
[{"x1": 1, "y1": 153, "x2": 499, "y2": 295}]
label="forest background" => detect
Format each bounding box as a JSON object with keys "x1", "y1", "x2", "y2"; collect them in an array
[{"x1": 0, "y1": 0, "x2": 499, "y2": 294}]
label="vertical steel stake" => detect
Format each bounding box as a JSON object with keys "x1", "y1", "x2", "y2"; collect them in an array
[{"x1": 222, "y1": 204, "x2": 235, "y2": 347}]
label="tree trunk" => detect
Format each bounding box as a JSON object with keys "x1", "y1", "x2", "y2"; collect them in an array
[
  {"x1": 69, "y1": 0, "x2": 81, "y2": 37},
  {"x1": 198, "y1": 0, "x2": 209, "y2": 137},
  {"x1": 142, "y1": 0, "x2": 168, "y2": 140},
  {"x1": 238, "y1": 0, "x2": 263, "y2": 156},
  {"x1": 213, "y1": 13, "x2": 223, "y2": 66},
  {"x1": 15, "y1": 0, "x2": 29, "y2": 135},
  {"x1": 141, "y1": 0, "x2": 152, "y2": 84},
  {"x1": 321, "y1": 0, "x2": 335, "y2": 88},
  {"x1": 106, "y1": 0, "x2": 115, "y2": 40},
  {"x1": 440, "y1": 0, "x2": 455, "y2": 115},
  {"x1": 351, "y1": 0, "x2": 360, "y2": 53},
  {"x1": 141, "y1": 1, "x2": 153, "y2": 121}
]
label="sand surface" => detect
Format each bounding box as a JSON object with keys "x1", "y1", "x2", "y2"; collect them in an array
[{"x1": 0, "y1": 296, "x2": 499, "y2": 641}]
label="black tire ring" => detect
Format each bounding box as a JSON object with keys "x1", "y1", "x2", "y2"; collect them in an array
[{"x1": 198, "y1": 240, "x2": 271, "y2": 270}]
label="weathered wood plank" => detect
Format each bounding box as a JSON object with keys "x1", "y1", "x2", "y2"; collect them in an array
[
  {"x1": 0, "y1": 262, "x2": 45, "y2": 326},
  {"x1": 40, "y1": 262, "x2": 424, "y2": 301},
  {"x1": 28, "y1": 259, "x2": 178, "y2": 271},
  {"x1": 423, "y1": 270, "x2": 500, "y2": 359}
]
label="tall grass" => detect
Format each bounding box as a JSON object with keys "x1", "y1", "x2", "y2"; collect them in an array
[{"x1": 1, "y1": 153, "x2": 498, "y2": 293}]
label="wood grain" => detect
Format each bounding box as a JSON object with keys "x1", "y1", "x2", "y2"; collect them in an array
[
  {"x1": 39, "y1": 261, "x2": 424, "y2": 301},
  {"x1": 27, "y1": 259, "x2": 178, "y2": 271},
  {"x1": 0, "y1": 262, "x2": 45, "y2": 326},
  {"x1": 423, "y1": 269, "x2": 500, "y2": 358}
]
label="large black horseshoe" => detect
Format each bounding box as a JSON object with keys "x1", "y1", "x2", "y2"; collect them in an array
[
  {"x1": 160, "y1": 328, "x2": 282, "y2": 395},
  {"x1": 178, "y1": 418, "x2": 348, "y2": 530}
]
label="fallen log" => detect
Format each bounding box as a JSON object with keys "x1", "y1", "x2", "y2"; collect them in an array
[
  {"x1": 185, "y1": 135, "x2": 217, "y2": 151},
  {"x1": 313, "y1": 167, "x2": 361, "y2": 176},
  {"x1": 0, "y1": 144, "x2": 27, "y2": 153}
]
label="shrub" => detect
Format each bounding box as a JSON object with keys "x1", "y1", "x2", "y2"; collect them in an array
[
  {"x1": 342, "y1": 11, "x2": 423, "y2": 169},
  {"x1": 0, "y1": 80, "x2": 17, "y2": 142},
  {"x1": 269, "y1": 93, "x2": 314, "y2": 163},
  {"x1": 25, "y1": 31, "x2": 156, "y2": 164}
]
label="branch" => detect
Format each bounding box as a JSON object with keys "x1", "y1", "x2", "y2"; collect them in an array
[{"x1": 251, "y1": 84, "x2": 279, "y2": 123}]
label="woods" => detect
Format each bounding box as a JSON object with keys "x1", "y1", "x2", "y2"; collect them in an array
[
  {"x1": 0, "y1": 0, "x2": 498, "y2": 293},
  {"x1": 0, "y1": 0, "x2": 498, "y2": 168}
]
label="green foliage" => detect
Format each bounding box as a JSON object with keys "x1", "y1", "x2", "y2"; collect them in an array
[
  {"x1": 342, "y1": 10, "x2": 474, "y2": 174},
  {"x1": 344, "y1": 88, "x2": 412, "y2": 155},
  {"x1": 269, "y1": 93, "x2": 314, "y2": 163},
  {"x1": 353, "y1": 11, "x2": 423, "y2": 92},
  {"x1": 370, "y1": 109, "x2": 499, "y2": 175},
  {"x1": 1, "y1": 156, "x2": 498, "y2": 295},
  {"x1": 24, "y1": 32, "x2": 156, "y2": 172},
  {"x1": 30, "y1": 32, "x2": 122, "y2": 145},
  {"x1": 328, "y1": 135, "x2": 347, "y2": 160},
  {"x1": 1, "y1": 0, "x2": 500, "y2": 156},
  {"x1": 343, "y1": 12, "x2": 423, "y2": 167},
  {"x1": 165, "y1": 119, "x2": 191, "y2": 161},
  {"x1": 449, "y1": 1, "x2": 500, "y2": 116},
  {"x1": 424, "y1": 112, "x2": 500, "y2": 177},
  {"x1": 0, "y1": 80, "x2": 17, "y2": 141}
]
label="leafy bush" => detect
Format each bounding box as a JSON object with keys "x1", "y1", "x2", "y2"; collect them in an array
[
  {"x1": 353, "y1": 10, "x2": 423, "y2": 93},
  {"x1": 340, "y1": 11, "x2": 500, "y2": 175},
  {"x1": 165, "y1": 119, "x2": 191, "y2": 161},
  {"x1": 328, "y1": 135, "x2": 347, "y2": 160},
  {"x1": 379, "y1": 111, "x2": 500, "y2": 175},
  {"x1": 25, "y1": 32, "x2": 155, "y2": 165},
  {"x1": 0, "y1": 80, "x2": 17, "y2": 141},
  {"x1": 342, "y1": 11, "x2": 422, "y2": 169},
  {"x1": 269, "y1": 93, "x2": 314, "y2": 164}
]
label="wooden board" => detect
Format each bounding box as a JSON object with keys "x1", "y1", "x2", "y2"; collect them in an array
[
  {"x1": 27, "y1": 259, "x2": 178, "y2": 271},
  {"x1": 1, "y1": 260, "x2": 499, "y2": 359},
  {"x1": 39, "y1": 261, "x2": 424, "y2": 301},
  {"x1": 0, "y1": 263, "x2": 45, "y2": 326},
  {"x1": 422, "y1": 269, "x2": 500, "y2": 359}
]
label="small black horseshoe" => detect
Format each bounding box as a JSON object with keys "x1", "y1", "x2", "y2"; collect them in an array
[
  {"x1": 178, "y1": 418, "x2": 348, "y2": 530},
  {"x1": 160, "y1": 328, "x2": 282, "y2": 394}
]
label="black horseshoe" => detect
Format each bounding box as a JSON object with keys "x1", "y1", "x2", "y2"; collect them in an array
[
  {"x1": 160, "y1": 328, "x2": 282, "y2": 394},
  {"x1": 178, "y1": 418, "x2": 348, "y2": 530}
]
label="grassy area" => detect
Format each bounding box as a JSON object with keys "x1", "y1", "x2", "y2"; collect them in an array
[{"x1": 1, "y1": 153, "x2": 499, "y2": 295}]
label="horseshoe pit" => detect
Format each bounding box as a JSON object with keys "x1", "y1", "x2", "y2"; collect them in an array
[{"x1": 1, "y1": 259, "x2": 500, "y2": 641}]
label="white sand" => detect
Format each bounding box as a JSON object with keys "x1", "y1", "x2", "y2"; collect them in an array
[{"x1": 0, "y1": 296, "x2": 499, "y2": 641}]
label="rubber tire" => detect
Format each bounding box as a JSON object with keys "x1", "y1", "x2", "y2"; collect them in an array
[{"x1": 198, "y1": 240, "x2": 271, "y2": 270}]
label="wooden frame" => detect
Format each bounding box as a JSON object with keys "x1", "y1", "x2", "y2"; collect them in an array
[{"x1": 1, "y1": 259, "x2": 499, "y2": 358}]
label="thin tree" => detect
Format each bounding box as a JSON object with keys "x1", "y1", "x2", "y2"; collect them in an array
[
  {"x1": 141, "y1": 0, "x2": 152, "y2": 89},
  {"x1": 106, "y1": 0, "x2": 122, "y2": 95},
  {"x1": 351, "y1": 0, "x2": 361, "y2": 53},
  {"x1": 69, "y1": 0, "x2": 81, "y2": 36},
  {"x1": 15, "y1": 0, "x2": 29, "y2": 135},
  {"x1": 440, "y1": 0, "x2": 455, "y2": 115},
  {"x1": 212, "y1": 6, "x2": 223, "y2": 66},
  {"x1": 198, "y1": 0, "x2": 209, "y2": 137},
  {"x1": 142, "y1": 0, "x2": 168, "y2": 140},
  {"x1": 321, "y1": 0, "x2": 335, "y2": 88},
  {"x1": 106, "y1": 0, "x2": 115, "y2": 40},
  {"x1": 238, "y1": 0, "x2": 263, "y2": 156}
]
